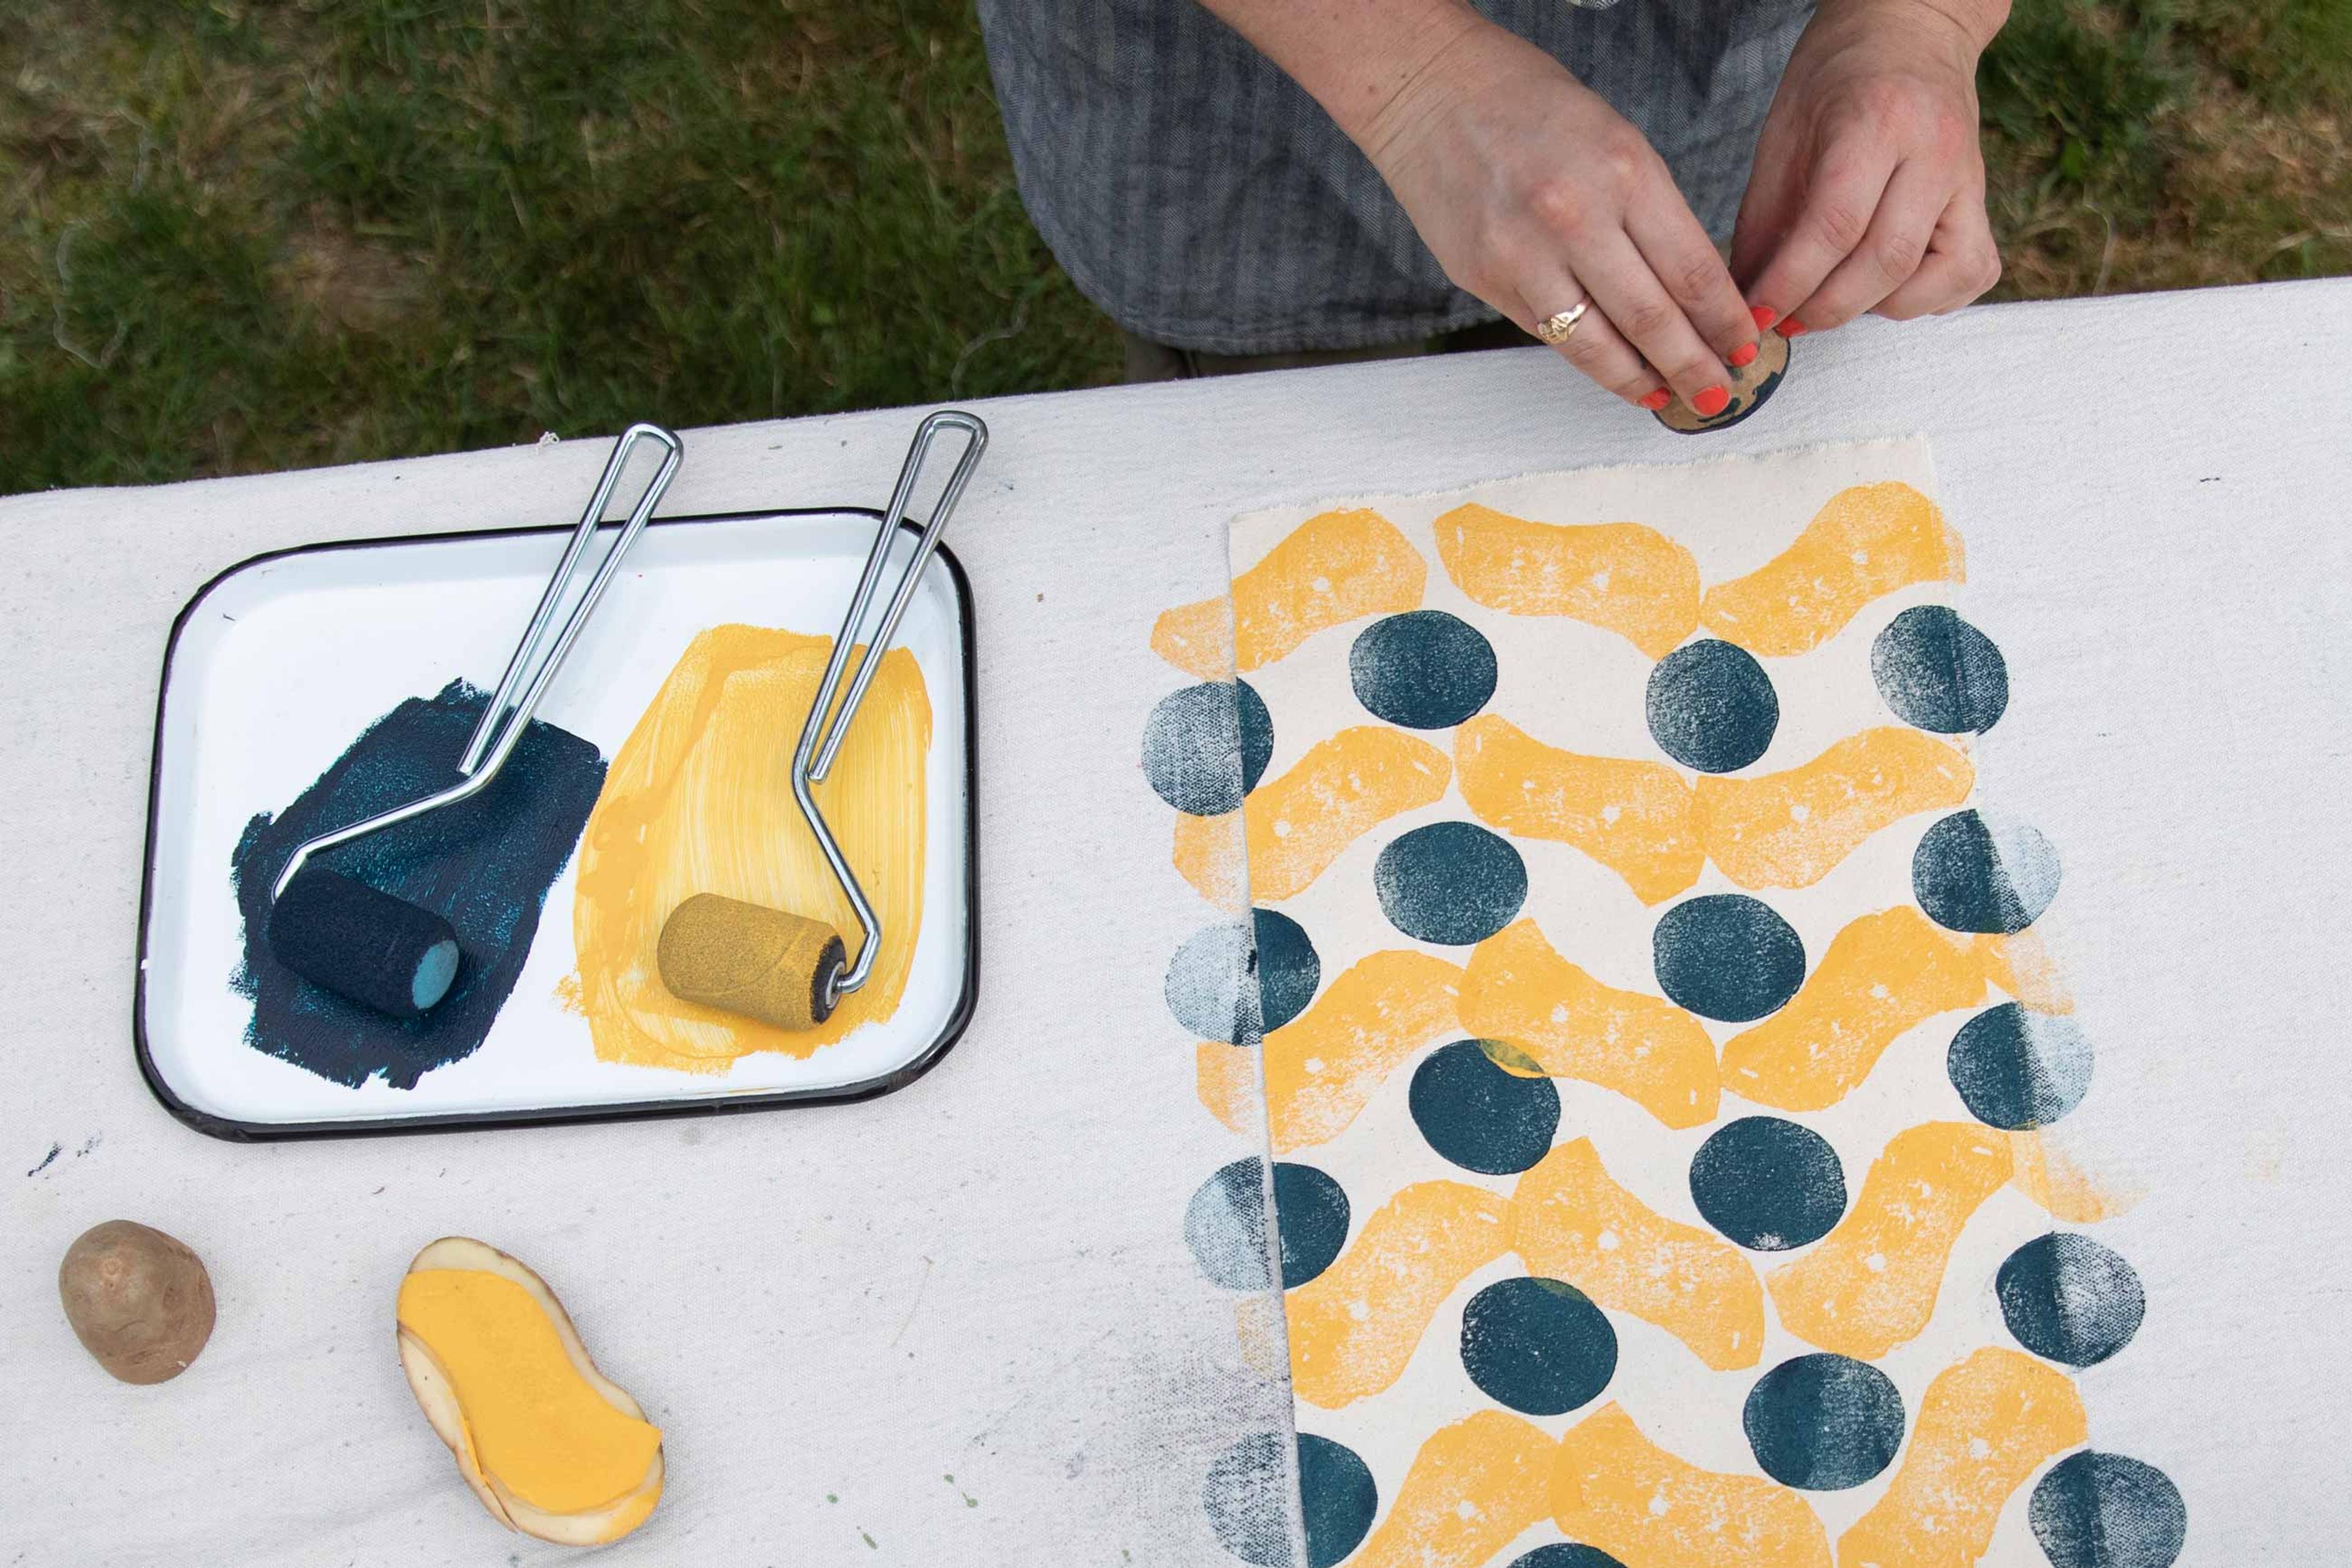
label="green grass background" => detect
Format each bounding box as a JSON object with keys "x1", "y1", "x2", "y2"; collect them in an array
[{"x1": 4, "y1": 0, "x2": 2347, "y2": 492}]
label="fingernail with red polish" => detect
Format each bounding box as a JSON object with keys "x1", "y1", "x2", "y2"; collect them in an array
[
  {"x1": 1779, "y1": 318, "x2": 1809, "y2": 339},
  {"x1": 1638, "y1": 388, "x2": 1672, "y2": 411},
  {"x1": 1728, "y1": 342, "x2": 1758, "y2": 369},
  {"x1": 1692, "y1": 385, "x2": 1730, "y2": 418},
  {"x1": 1750, "y1": 304, "x2": 1778, "y2": 330}
]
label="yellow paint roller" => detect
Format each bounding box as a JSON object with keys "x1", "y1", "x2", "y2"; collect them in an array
[{"x1": 655, "y1": 411, "x2": 986, "y2": 1030}]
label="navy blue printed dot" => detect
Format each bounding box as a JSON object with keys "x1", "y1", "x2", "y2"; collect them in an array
[
  {"x1": 1508, "y1": 1549, "x2": 1627, "y2": 1568},
  {"x1": 1653, "y1": 894, "x2": 1806, "y2": 1022},
  {"x1": 1411, "y1": 1040, "x2": 1561, "y2": 1175},
  {"x1": 1872, "y1": 605, "x2": 2010, "y2": 734},
  {"x1": 1913, "y1": 810, "x2": 2062, "y2": 934},
  {"x1": 1689, "y1": 1117, "x2": 1847, "y2": 1251},
  {"x1": 1460, "y1": 1276, "x2": 1618, "y2": 1416},
  {"x1": 1948, "y1": 1003, "x2": 2093, "y2": 1130},
  {"x1": 1166, "y1": 919, "x2": 1261, "y2": 1044},
  {"x1": 1144, "y1": 683, "x2": 1265, "y2": 816},
  {"x1": 1375, "y1": 821, "x2": 1528, "y2": 946},
  {"x1": 1202, "y1": 1433, "x2": 1292, "y2": 1567},
  {"x1": 1646, "y1": 639, "x2": 1779, "y2": 772},
  {"x1": 1351, "y1": 610, "x2": 1499, "y2": 729},
  {"x1": 1744, "y1": 1354, "x2": 1907, "y2": 1490},
  {"x1": 1184, "y1": 1158, "x2": 1351, "y2": 1291},
  {"x1": 1297, "y1": 1434, "x2": 1379, "y2": 1568},
  {"x1": 1254, "y1": 908, "x2": 1321, "y2": 1035},
  {"x1": 1998, "y1": 1233, "x2": 2145, "y2": 1367},
  {"x1": 2030, "y1": 1452, "x2": 2187, "y2": 1568}
]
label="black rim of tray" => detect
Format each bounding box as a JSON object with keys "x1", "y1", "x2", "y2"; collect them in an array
[{"x1": 132, "y1": 505, "x2": 981, "y2": 1141}]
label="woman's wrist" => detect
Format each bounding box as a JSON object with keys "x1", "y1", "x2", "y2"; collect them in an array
[
  {"x1": 1197, "y1": 0, "x2": 1488, "y2": 150},
  {"x1": 1812, "y1": 0, "x2": 2010, "y2": 54}
]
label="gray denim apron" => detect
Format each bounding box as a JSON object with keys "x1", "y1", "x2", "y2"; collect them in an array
[{"x1": 974, "y1": 0, "x2": 1817, "y2": 355}]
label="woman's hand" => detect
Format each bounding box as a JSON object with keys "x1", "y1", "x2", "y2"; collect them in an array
[
  {"x1": 1732, "y1": 0, "x2": 2008, "y2": 334},
  {"x1": 1356, "y1": 21, "x2": 1762, "y2": 413}
]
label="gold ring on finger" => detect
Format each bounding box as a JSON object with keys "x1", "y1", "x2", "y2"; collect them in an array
[{"x1": 1534, "y1": 302, "x2": 1589, "y2": 345}]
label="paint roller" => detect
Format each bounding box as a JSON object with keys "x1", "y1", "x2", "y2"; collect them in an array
[
  {"x1": 265, "y1": 424, "x2": 684, "y2": 1019},
  {"x1": 655, "y1": 410, "x2": 987, "y2": 1030}
]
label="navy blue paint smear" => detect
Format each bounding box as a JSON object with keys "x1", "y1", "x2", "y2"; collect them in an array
[
  {"x1": 1690, "y1": 1117, "x2": 1847, "y2": 1251},
  {"x1": 1948, "y1": 1003, "x2": 2094, "y2": 1130},
  {"x1": 1460, "y1": 1276, "x2": 1618, "y2": 1416},
  {"x1": 1509, "y1": 1549, "x2": 1628, "y2": 1568},
  {"x1": 1144, "y1": 682, "x2": 1268, "y2": 816},
  {"x1": 1872, "y1": 605, "x2": 2010, "y2": 734},
  {"x1": 1744, "y1": 1353, "x2": 1906, "y2": 1490},
  {"x1": 1255, "y1": 908, "x2": 1321, "y2": 1035},
  {"x1": 1350, "y1": 610, "x2": 1498, "y2": 729},
  {"x1": 1653, "y1": 894, "x2": 1806, "y2": 1022},
  {"x1": 1646, "y1": 639, "x2": 1779, "y2": 773},
  {"x1": 1999, "y1": 1233, "x2": 2146, "y2": 1367},
  {"x1": 2030, "y1": 1452, "x2": 2187, "y2": 1568},
  {"x1": 1185, "y1": 1157, "x2": 1351, "y2": 1292},
  {"x1": 1411, "y1": 1039, "x2": 1561, "y2": 1175},
  {"x1": 229, "y1": 680, "x2": 604, "y2": 1090},
  {"x1": 1374, "y1": 821, "x2": 1528, "y2": 946},
  {"x1": 1202, "y1": 1433, "x2": 1292, "y2": 1567},
  {"x1": 1913, "y1": 810, "x2": 2062, "y2": 934}
]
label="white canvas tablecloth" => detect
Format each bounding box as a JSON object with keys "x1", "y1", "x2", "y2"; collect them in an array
[{"x1": 4, "y1": 277, "x2": 2348, "y2": 1565}]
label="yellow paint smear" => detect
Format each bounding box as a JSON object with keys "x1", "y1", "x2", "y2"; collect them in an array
[
  {"x1": 1355, "y1": 1412, "x2": 1559, "y2": 1568},
  {"x1": 1170, "y1": 507, "x2": 1427, "y2": 676},
  {"x1": 1194, "y1": 1041, "x2": 1259, "y2": 1136},
  {"x1": 1287, "y1": 1180, "x2": 1513, "y2": 1409},
  {"x1": 396, "y1": 1270, "x2": 662, "y2": 1517},
  {"x1": 1246, "y1": 726, "x2": 1452, "y2": 902},
  {"x1": 1172, "y1": 809, "x2": 1251, "y2": 910},
  {"x1": 1512, "y1": 1138, "x2": 1764, "y2": 1371},
  {"x1": 1768, "y1": 1121, "x2": 2013, "y2": 1360},
  {"x1": 1264, "y1": 950, "x2": 1463, "y2": 1152},
  {"x1": 1461, "y1": 920, "x2": 1720, "y2": 1129},
  {"x1": 1552, "y1": 1404, "x2": 1831, "y2": 1568},
  {"x1": 1977, "y1": 929, "x2": 2075, "y2": 1014},
  {"x1": 1699, "y1": 483, "x2": 1962, "y2": 657},
  {"x1": 571, "y1": 627, "x2": 927, "y2": 1069},
  {"x1": 1433, "y1": 502, "x2": 1700, "y2": 658},
  {"x1": 1456, "y1": 715, "x2": 1703, "y2": 904},
  {"x1": 1695, "y1": 728, "x2": 1974, "y2": 891},
  {"x1": 1721, "y1": 907, "x2": 1989, "y2": 1113},
  {"x1": 1839, "y1": 1348, "x2": 2086, "y2": 1568},
  {"x1": 2009, "y1": 1129, "x2": 2131, "y2": 1223},
  {"x1": 1149, "y1": 595, "x2": 1236, "y2": 681}
]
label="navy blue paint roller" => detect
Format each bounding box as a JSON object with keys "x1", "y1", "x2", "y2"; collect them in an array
[{"x1": 265, "y1": 423, "x2": 683, "y2": 1019}]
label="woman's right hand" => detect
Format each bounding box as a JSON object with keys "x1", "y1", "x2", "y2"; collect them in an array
[{"x1": 1355, "y1": 20, "x2": 1762, "y2": 414}]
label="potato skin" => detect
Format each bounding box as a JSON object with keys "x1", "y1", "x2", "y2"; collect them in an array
[{"x1": 58, "y1": 1221, "x2": 216, "y2": 1384}]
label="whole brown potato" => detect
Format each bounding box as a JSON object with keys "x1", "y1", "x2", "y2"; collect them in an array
[{"x1": 58, "y1": 1221, "x2": 216, "y2": 1384}]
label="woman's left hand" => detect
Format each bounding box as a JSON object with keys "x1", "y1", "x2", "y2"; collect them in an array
[{"x1": 1730, "y1": 0, "x2": 2009, "y2": 334}]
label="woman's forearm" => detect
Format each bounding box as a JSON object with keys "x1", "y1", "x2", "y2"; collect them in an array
[{"x1": 1192, "y1": 0, "x2": 1485, "y2": 147}]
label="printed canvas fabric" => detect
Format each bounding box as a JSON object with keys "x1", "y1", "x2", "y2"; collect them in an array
[{"x1": 1142, "y1": 440, "x2": 2185, "y2": 1568}]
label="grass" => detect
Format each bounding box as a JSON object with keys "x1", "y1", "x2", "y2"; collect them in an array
[{"x1": 3, "y1": 0, "x2": 2348, "y2": 493}]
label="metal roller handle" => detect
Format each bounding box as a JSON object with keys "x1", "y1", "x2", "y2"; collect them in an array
[
  {"x1": 271, "y1": 423, "x2": 682, "y2": 902},
  {"x1": 791, "y1": 409, "x2": 987, "y2": 1005}
]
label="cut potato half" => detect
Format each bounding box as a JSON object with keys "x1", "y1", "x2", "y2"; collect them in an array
[{"x1": 396, "y1": 1237, "x2": 664, "y2": 1546}]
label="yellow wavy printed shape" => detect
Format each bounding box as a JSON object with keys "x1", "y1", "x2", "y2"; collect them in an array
[
  {"x1": 1768, "y1": 1121, "x2": 2014, "y2": 1360},
  {"x1": 1456, "y1": 715, "x2": 1703, "y2": 903},
  {"x1": 1194, "y1": 1041, "x2": 1258, "y2": 1137},
  {"x1": 1721, "y1": 907, "x2": 1989, "y2": 1112},
  {"x1": 1460, "y1": 920, "x2": 1721, "y2": 1129},
  {"x1": 1699, "y1": 483, "x2": 1962, "y2": 657},
  {"x1": 2009, "y1": 1129, "x2": 2127, "y2": 1223},
  {"x1": 1553, "y1": 1404, "x2": 1831, "y2": 1568},
  {"x1": 1263, "y1": 950, "x2": 1464, "y2": 1152},
  {"x1": 571, "y1": 628, "x2": 925, "y2": 1070},
  {"x1": 1250, "y1": 726, "x2": 1452, "y2": 902},
  {"x1": 1154, "y1": 507, "x2": 1425, "y2": 677},
  {"x1": 1170, "y1": 809, "x2": 1250, "y2": 910},
  {"x1": 1695, "y1": 728, "x2": 1974, "y2": 891},
  {"x1": 1513, "y1": 1139, "x2": 1764, "y2": 1371},
  {"x1": 1839, "y1": 1348, "x2": 2087, "y2": 1568},
  {"x1": 1434, "y1": 503, "x2": 1700, "y2": 658},
  {"x1": 1355, "y1": 1411, "x2": 1559, "y2": 1568},
  {"x1": 1288, "y1": 1181, "x2": 1513, "y2": 1409}
]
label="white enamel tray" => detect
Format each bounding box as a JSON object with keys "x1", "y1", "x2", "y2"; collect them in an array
[{"x1": 137, "y1": 509, "x2": 976, "y2": 1139}]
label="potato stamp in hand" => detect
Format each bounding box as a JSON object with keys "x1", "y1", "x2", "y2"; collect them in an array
[{"x1": 396, "y1": 1238, "x2": 665, "y2": 1546}]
